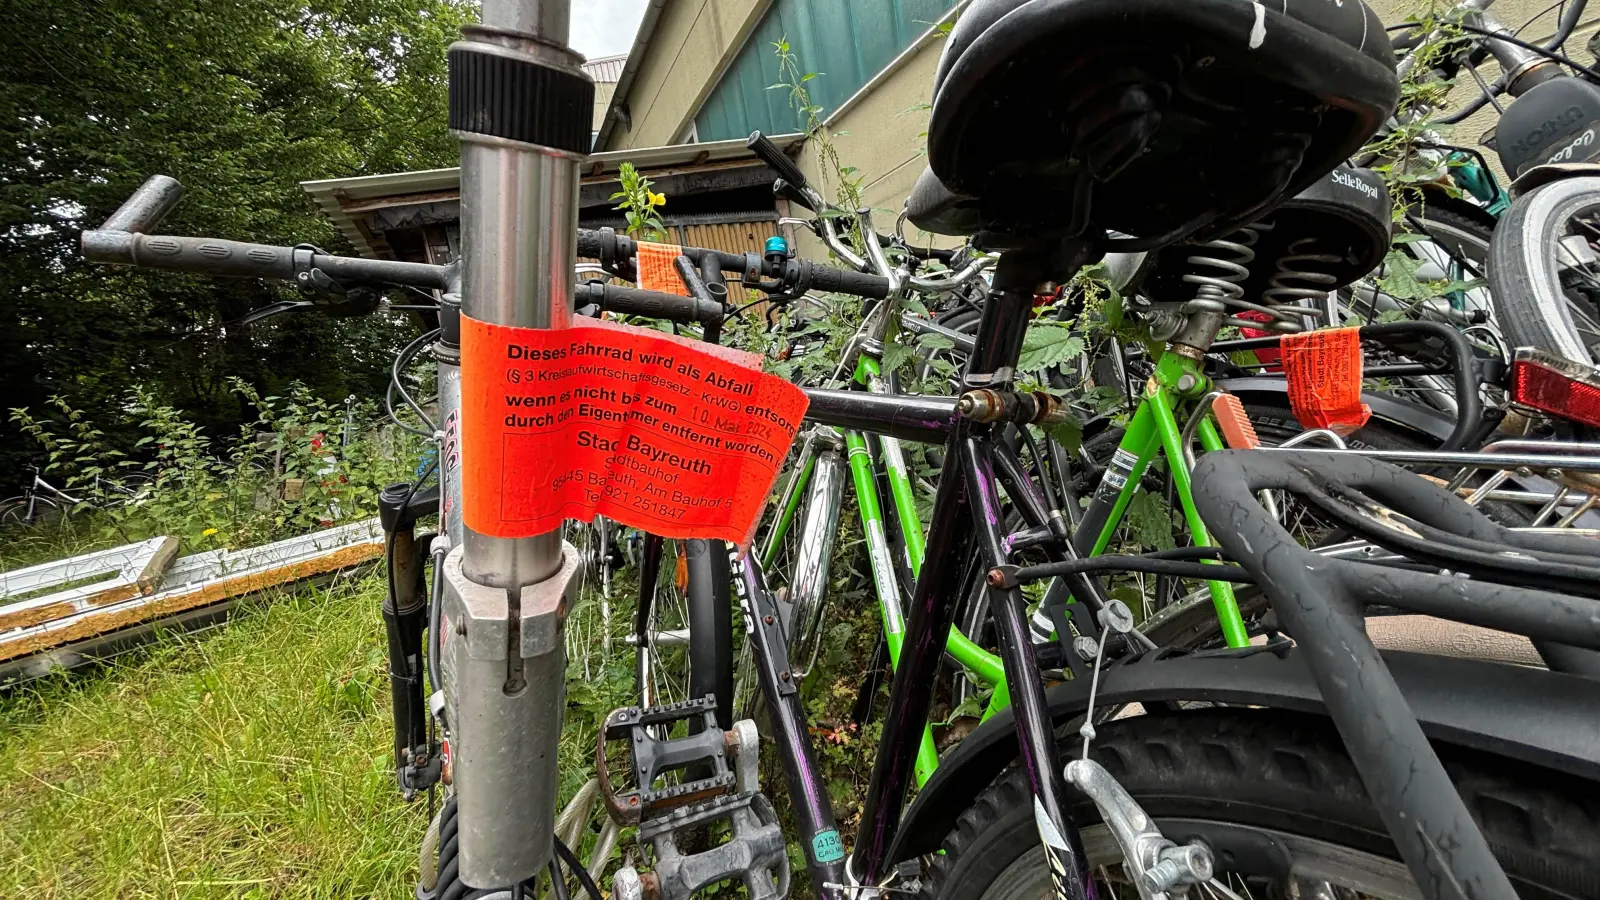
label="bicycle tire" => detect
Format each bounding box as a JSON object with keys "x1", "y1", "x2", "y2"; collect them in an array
[
  {"x1": 920, "y1": 708, "x2": 1600, "y2": 900},
  {"x1": 427, "y1": 795, "x2": 537, "y2": 900},
  {"x1": 1488, "y1": 175, "x2": 1600, "y2": 365},
  {"x1": 0, "y1": 495, "x2": 63, "y2": 527},
  {"x1": 634, "y1": 536, "x2": 734, "y2": 726}
]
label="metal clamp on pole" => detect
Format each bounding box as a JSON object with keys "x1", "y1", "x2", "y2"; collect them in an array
[{"x1": 437, "y1": 0, "x2": 591, "y2": 888}]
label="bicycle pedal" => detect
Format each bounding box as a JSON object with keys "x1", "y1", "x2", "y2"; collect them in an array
[
  {"x1": 597, "y1": 696, "x2": 739, "y2": 825},
  {"x1": 612, "y1": 791, "x2": 790, "y2": 900}
]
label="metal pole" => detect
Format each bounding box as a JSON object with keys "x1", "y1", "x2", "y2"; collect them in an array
[{"x1": 439, "y1": 0, "x2": 592, "y2": 888}]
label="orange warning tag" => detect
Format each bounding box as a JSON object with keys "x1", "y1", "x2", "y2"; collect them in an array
[
  {"x1": 636, "y1": 241, "x2": 690, "y2": 296},
  {"x1": 1211, "y1": 394, "x2": 1260, "y2": 449},
  {"x1": 459, "y1": 315, "x2": 808, "y2": 547},
  {"x1": 1280, "y1": 327, "x2": 1371, "y2": 436}
]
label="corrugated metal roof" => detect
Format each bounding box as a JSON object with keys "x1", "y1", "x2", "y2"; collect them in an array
[
  {"x1": 582, "y1": 53, "x2": 627, "y2": 83},
  {"x1": 300, "y1": 133, "x2": 803, "y2": 257}
]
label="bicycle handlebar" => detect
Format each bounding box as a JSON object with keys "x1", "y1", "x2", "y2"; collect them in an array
[
  {"x1": 746, "y1": 132, "x2": 814, "y2": 203},
  {"x1": 574, "y1": 282, "x2": 723, "y2": 325},
  {"x1": 83, "y1": 175, "x2": 454, "y2": 292},
  {"x1": 577, "y1": 227, "x2": 890, "y2": 300},
  {"x1": 102, "y1": 174, "x2": 185, "y2": 234}
]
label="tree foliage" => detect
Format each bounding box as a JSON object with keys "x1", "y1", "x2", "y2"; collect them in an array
[{"x1": 0, "y1": 0, "x2": 472, "y2": 489}]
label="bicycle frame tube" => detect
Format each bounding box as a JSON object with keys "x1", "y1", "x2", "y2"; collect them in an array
[
  {"x1": 858, "y1": 357, "x2": 1009, "y2": 725},
  {"x1": 964, "y1": 436, "x2": 1095, "y2": 900},
  {"x1": 843, "y1": 428, "x2": 941, "y2": 785},
  {"x1": 851, "y1": 247, "x2": 1096, "y2": 896},
  {"x1": 860, "y1": 359, "x2": 926, "y2": 573},
  {"x1": 1145, "y1": 388, "x2": 1249, "y2": 646},
  {"x1": 732, "y1": 551, "x2": 847, "y2": 899},
  {"x1": 1074, "y1": 350, "x2": 1250, "y2": 646}
]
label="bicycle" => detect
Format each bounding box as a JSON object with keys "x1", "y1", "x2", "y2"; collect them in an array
[
  {"x1": 79, "y1": 3, "x2": 1600, "y2": 900},
  {"x1": 0, "y1": 465, "x2": 153, "y2": 527}
]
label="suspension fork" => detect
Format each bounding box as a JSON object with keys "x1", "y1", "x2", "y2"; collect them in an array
[{"x1": 440, "y1": 0, "x2": 586, "y2": 885}]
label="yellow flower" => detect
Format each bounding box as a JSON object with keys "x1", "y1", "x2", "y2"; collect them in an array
[
  {"x1": 647, "y1": 191, "x2": 665, "y2": 207},
  {"x1": 202, "y1": 528, "x2": 218, "y2": 536}
]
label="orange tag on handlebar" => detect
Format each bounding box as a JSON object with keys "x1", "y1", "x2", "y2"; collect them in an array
[
  {"x1": 1280, "y1": 327, "x2": 1370, "y2": 436},
  {"x1": 459, "y1": 315, "x2": 808, "y2": 547},
  {"x1": 636, "y1": 241, "x2": 691, "y2": 296}
]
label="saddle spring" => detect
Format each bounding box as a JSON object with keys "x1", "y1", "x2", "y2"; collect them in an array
[{"x1": 1180, "y1": 227, "x2": 1342, "y2": 335}]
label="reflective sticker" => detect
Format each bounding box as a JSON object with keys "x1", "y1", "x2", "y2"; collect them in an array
[
  {"x1": 1097, "y1": 447, "x2": 1139, "y2": 500},
  {"x1": 811, "y1": 828, "x2": 845, "y2": 863},
  {"x1": 866, "y1": 519, "x2": 904, "y2": 634},
  {"x1": 1033, "y1": 796, "x2": 1077, "y2": 900},
  {"x1": 1212, "y1": 394, "x2": 1261, "y2": 450}
]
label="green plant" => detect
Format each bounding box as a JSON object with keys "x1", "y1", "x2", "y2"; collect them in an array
[
  {"x1": 5, "y1": 382, "x2": 426, "y2": 556},
  {"x1": 770, "y1": 37, "x2": 864, "y2": 220},
  {"x1": 612, "y1": 162, "x2": 668, "y2": 242}
]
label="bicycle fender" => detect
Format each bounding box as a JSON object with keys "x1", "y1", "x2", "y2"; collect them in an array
[
  {"x1": 1510, "y1": 161, "x2": 1600, "y2": 197},
  {"x1": 885, "y1": 648, "x2": 1600, "y2": 864}
]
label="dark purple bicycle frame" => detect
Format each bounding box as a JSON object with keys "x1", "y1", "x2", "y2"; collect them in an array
[{"x1": 736, "y1": 246, "x2": 1100, "y2": 900}]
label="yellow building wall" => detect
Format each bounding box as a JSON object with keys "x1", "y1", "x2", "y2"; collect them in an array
[{"x1": 607, "y1": 0, "x2": 772, "y2": 150}]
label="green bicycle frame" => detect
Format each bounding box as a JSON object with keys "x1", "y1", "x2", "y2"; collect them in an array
[
  {"x1": 1075, "y1": 349, "x2": 1251, "y2": 647},
  {"x1": 762, "y1": 354, "x2": 1007, "y2": 786}
]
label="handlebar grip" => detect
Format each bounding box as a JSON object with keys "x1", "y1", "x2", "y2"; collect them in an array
[
  {"x1": 81, "y1": 231, "x2": 295, "y2": 279},
  {"x1": 576, "y1": 228, "x2": 610, "y2": 259},
  {"x1": 575, "y1": 283, "x2": 722, "y2": 326},
  {"x1": 101, "y1": 175, "x2": 185, "y2": 234},
  {"x1": 747, "y1": 132, "x2": 810, "y2": 195},
  {"x1": 808, "y1": 264, "x2": 890, "y2": 300}
]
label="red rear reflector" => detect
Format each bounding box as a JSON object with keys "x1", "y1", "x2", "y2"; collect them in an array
[{"x1": 1510, "y1": 348, "x2": 1600, "y2": 428}]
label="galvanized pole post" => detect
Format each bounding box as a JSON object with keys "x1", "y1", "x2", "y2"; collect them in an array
[{"x1": 439, "y1": 0, "x2": 592, "y2": 888}]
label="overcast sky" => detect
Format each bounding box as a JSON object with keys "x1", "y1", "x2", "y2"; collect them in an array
[{"x1": 571, "y1": 0, "x2": 649, "y2": 60}]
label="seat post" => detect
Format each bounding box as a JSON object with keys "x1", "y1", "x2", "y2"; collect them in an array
[{"x1": 965, "y1": 241, "x2": 1097, "y2": 386}]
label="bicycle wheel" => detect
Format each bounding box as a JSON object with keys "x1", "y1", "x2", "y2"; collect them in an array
[
  {"x1": 634, "y1": 536, "x2": 734, "y2": 728},
  {"x1": 921, "y1": 708, "x2": 1599, "y2": 900},
  {"x1": 0, "y1": 495, "x2": 63, "y2": 527},
  {"x1": 1489, "y1": 176, "x2": 1600, "y2": 365}
]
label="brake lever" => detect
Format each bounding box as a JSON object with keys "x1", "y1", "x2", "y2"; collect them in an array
[{"x1": 240, "y1": 300, "x2": 316, "y2": 326}]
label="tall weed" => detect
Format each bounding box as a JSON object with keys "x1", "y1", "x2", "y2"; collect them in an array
[{"x1": 5, "y1": 382, "x2": 428, "y2": 567}]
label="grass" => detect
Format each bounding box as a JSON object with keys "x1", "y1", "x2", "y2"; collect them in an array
[
  {"x1": 0, "y1": 572, "x2": 425, "y2": 899},
  {"x1": 0, "y1": 527, "x2": 901, "y2": 900}
]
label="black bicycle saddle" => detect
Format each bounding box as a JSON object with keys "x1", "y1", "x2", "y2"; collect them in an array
[
  {"x1": 905, "y1": 166, "x2": 983, "y2": 237},
  {"x1": 927, "y1": 0, "x2": 1399, "y2": 247}
]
